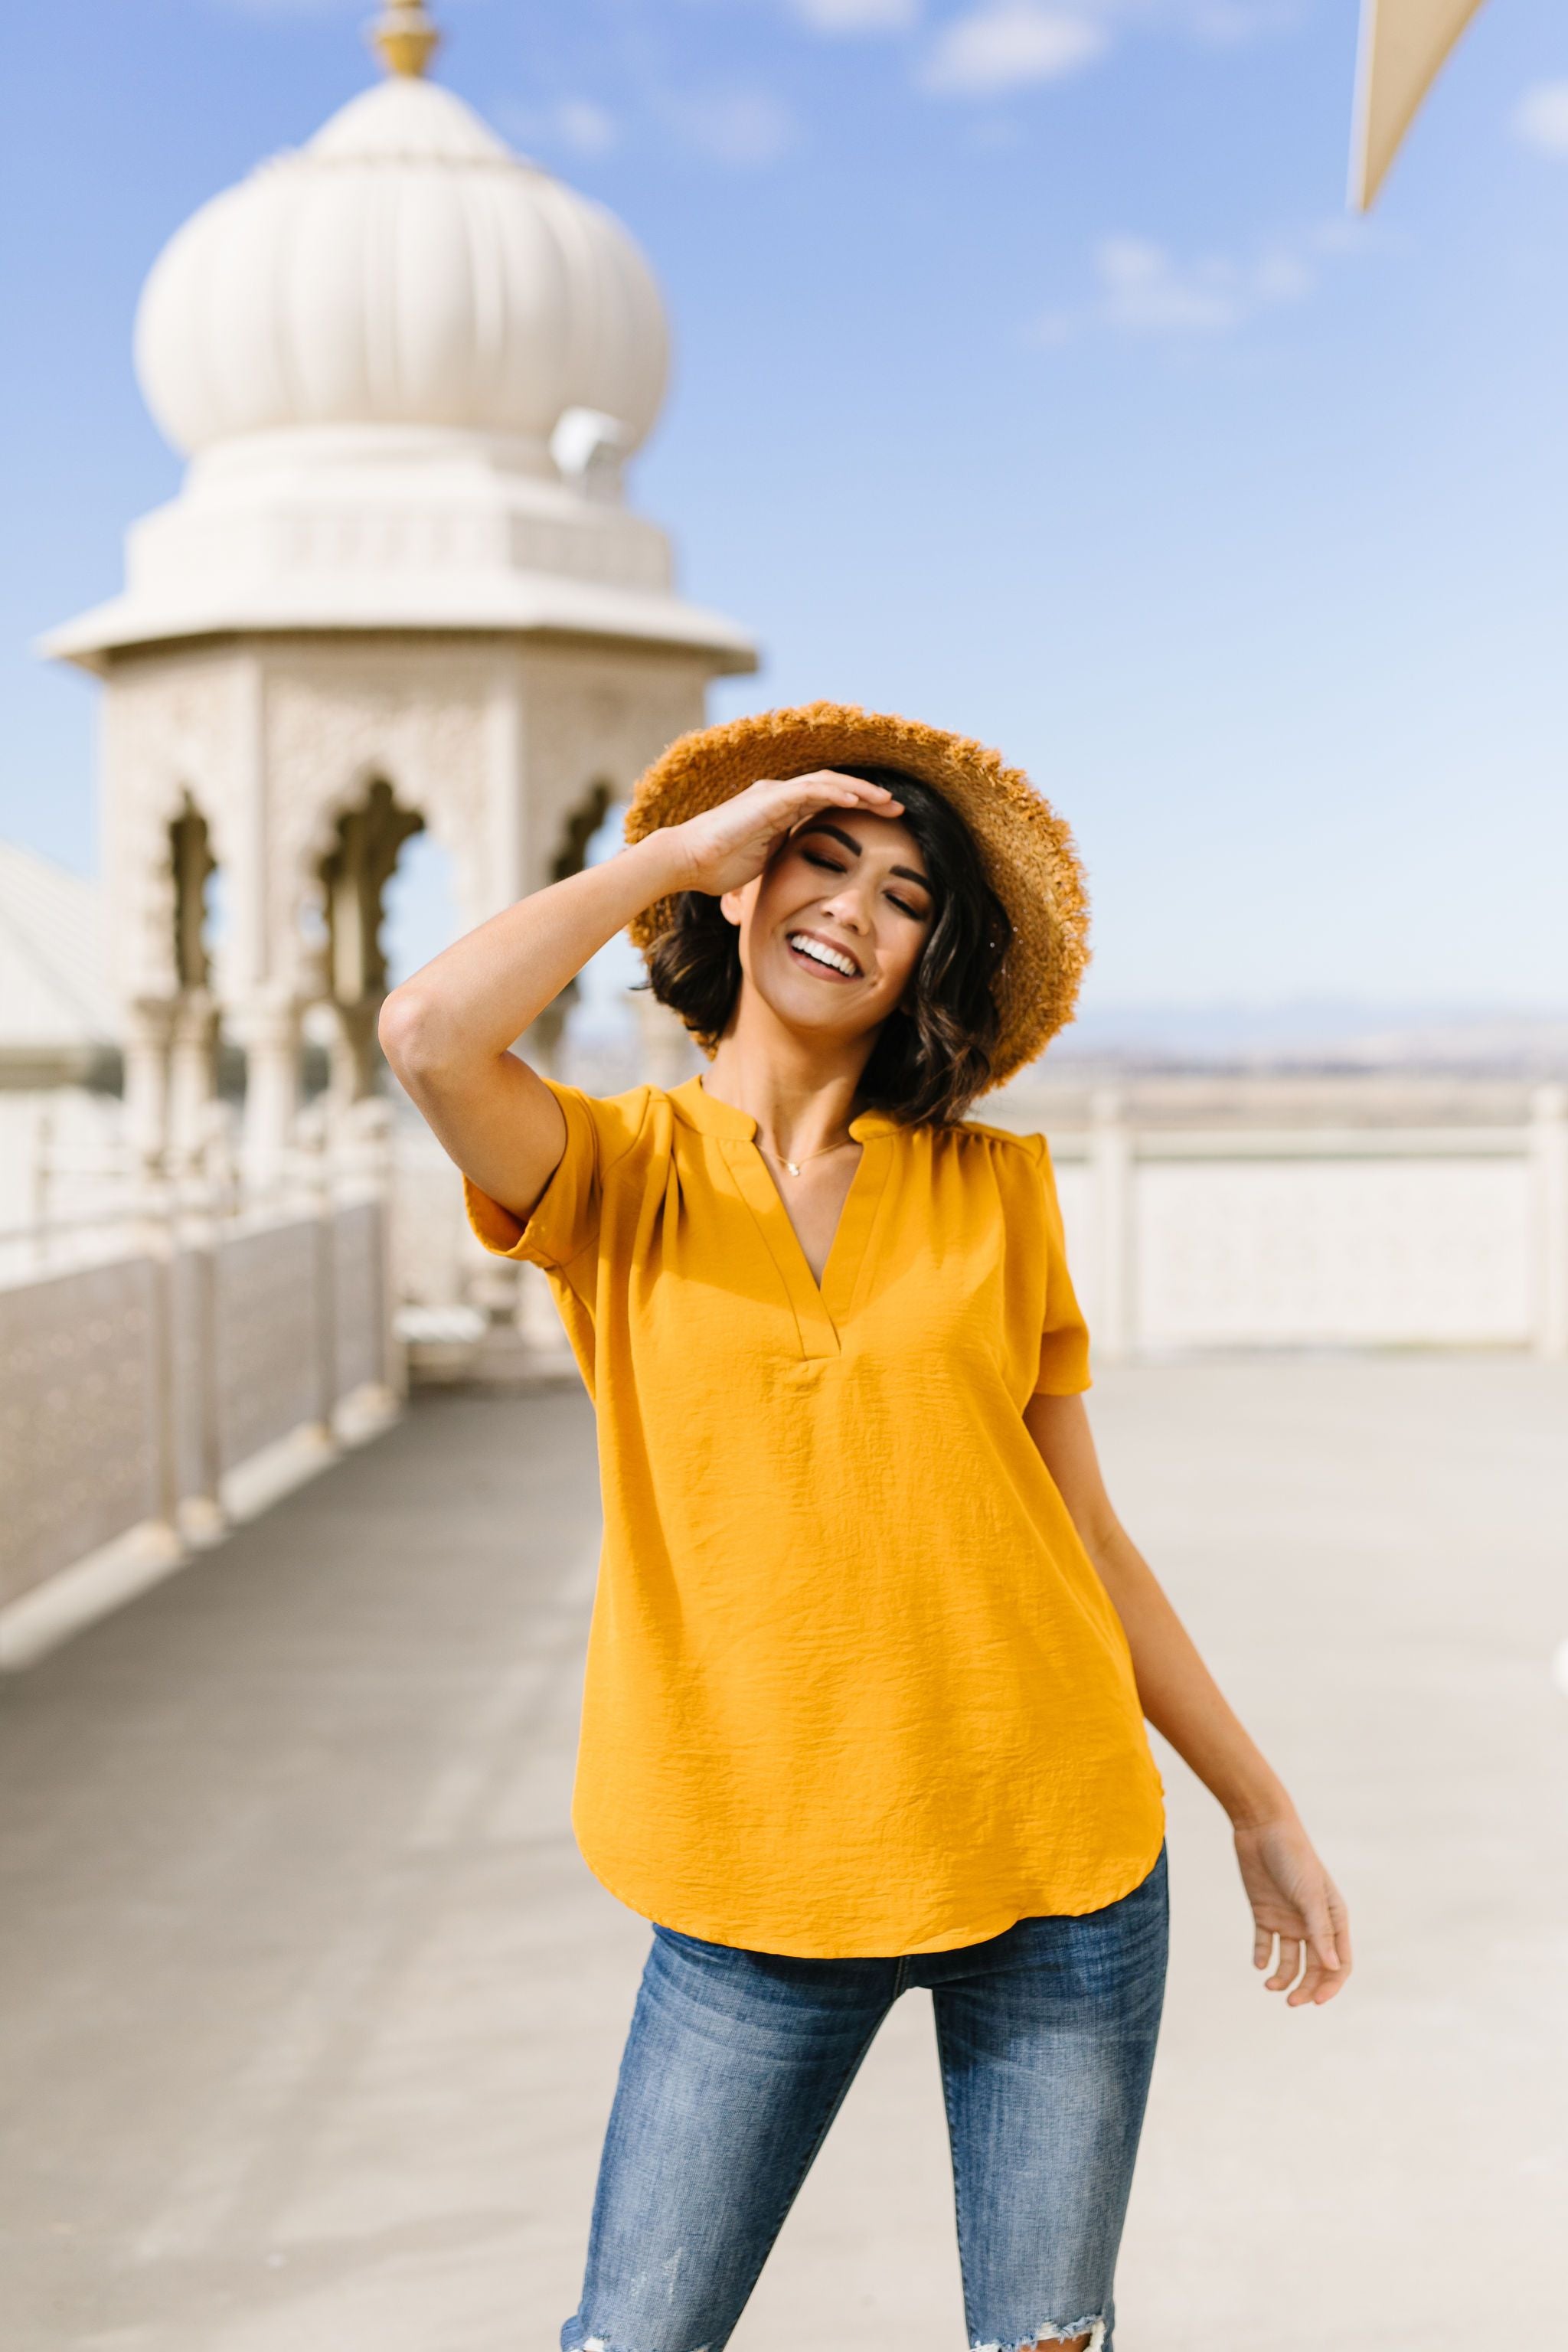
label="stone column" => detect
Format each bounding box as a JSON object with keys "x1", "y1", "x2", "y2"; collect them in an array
[
  {"x1": 168, "y1": 988, "x2": 220, "y2": 1174},
  {"x1": 1530, "y1": 1083, "x2": 1568, "y2": 1360},
  {"x1": 1089, "y1": 1086, "x2": 1135, "y2": 1364},
  {"x1": 326, "y1": 997, "x2": 382, "y2": 1107},
  {"x1": 230, "y1": 992, "x2": 302, "y2": 1197},
  {"x1": 124, "y1": 995, "x2": 178, "y2": 1181}
]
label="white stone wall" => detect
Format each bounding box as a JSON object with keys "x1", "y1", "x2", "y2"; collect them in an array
[
  {"x1": 1044, "y1": 1094, "x2": 1566, "y2": 1358},
  {"x1": 0, "y1": 1192, "x2": 396, "y2": 1618},
  {"x1": 5, "y1": 1078, "x2": 1563, "y2": 1638},
  {"x1": 390, "y1": 1076, "x2": 1568, "y2": 1367}
]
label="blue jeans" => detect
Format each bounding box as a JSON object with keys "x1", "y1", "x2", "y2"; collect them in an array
[{"x1": 564, "y1": 1844, "x2": 1168, "y2": 2352}]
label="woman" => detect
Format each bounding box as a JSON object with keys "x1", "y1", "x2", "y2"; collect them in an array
[{"x1": 381, "y1": 704, "x2": 1351, "y2": 2352}]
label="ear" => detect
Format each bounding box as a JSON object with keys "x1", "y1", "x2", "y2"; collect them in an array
[{"x1": 718, "y1": 887, "x2": 745, "y2": 929}]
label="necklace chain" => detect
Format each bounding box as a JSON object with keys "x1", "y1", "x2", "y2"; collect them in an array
[{"x1": 758, "y1": 1132, "x2": 857, "y2": 1178}]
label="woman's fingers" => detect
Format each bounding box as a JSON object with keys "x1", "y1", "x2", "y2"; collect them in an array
[
  {"x1": 1292, "y1": 1923, "x2": 1350, "y2": 2005},
  {"x1": 1289, "y1": 1957, "x2": 1329, "y2": 2006},
  {"x1": 1237, "y1": 1822, "x2": 1352, "y2": 2010},
  {"x1": 773, "y1": 769, "x2": 905, "y2": 818},
  {"x1": 1289, "y1": 1870, "x2": 1350, "y2": 2003},
  {"x1": 1302, "y1": 1887, "x2": 1343, "y2": 1976},
  {"x1": 1263, "y1": 1934, "x2": 1302, "y2": 1992},
  {"x1": 675, "y1": 770, "x2": 908, "y2": 897},
  {"x1": 1258, "y1": 1889, "x2": 1352, "y2": 2004}
]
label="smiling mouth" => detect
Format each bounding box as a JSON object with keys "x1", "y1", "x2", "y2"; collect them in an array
[{"x1": 786, "y1": 932, "x2": 864, "y2": 980}]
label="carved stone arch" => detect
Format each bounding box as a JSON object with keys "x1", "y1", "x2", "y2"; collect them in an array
[
  {"x1": 124, "y1": 769, "x2": 234, "y2": 1004},
  {"x1": 383, "y1": 740, "x2": 495, "y2": 949},
  {"x1": 169, "y1": 792, "x2": 218, "y2": 994},
  {"x1": 101, "y1": 650, "x2": 247, "y2": 1001},
  {"x1": 550, "y1": 774, "x2": 617, "y2": 886},
  {"x1": 510, "y1": 772, "x2": 623, "y2": 1076},
  {"x1": 319, "y1": 777, "x2": 425, "y2": 1008},
  {"x1": 297, "y1": 766, "x2": 427, "y2": 1106},
  {"x1": 264, "y1": 654, "x2": 495, "y2": 965},
  {"x1": 298, "y1": 753, "x2": 473, "y2": 936},
  {"x1": 292, "y1": 754, "x2": 409, "y2": 884}
]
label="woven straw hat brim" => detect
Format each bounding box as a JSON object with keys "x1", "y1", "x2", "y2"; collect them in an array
[{"x1": 623, "y1": 701, "x2": 1089, "y2": 1093}]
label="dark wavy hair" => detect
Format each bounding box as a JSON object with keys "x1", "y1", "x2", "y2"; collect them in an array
[{"x1": 642, "y1": 767, "x2": 1013, "y2": 1125}]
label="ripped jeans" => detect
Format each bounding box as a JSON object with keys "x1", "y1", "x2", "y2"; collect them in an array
[{"x1": 563, "y1": 1844, "x2": 1167, "y2": 2352}]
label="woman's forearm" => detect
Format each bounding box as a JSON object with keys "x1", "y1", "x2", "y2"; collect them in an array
[
  {"x1": 1090, "y1": 1523, "x2": 1292, "y2": 1828},
  {"x1": 1024, "y1": 1391, "x2": 1294, "y2": 1829},
  {"x1": 1024, "y1": 1398, "x2": 1347, "y2": 1995},
  {"x1": 380, "y1": 829, "x2": 692, "y2": 1083}
]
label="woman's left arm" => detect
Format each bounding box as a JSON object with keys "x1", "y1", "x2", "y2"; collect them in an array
[{"x1": 1024, "y1": 1390, "x2": 1352, "y2": 2008}]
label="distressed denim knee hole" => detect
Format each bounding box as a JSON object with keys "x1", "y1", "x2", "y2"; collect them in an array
[{"x1": 972, "y1": 2318, "x2": 1106, "y2": 2352}]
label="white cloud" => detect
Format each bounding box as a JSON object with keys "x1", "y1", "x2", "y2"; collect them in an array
[
  {"x1": 666, "y1": 88, "x2": 801, "y2": 168},
  {"x1": 1095, "y1": 235, "x2": 1246, "y2": 332},
  {"x1": 554, "y1": 100, "x2": 619, "y2": 158},
  {"x1": 920, "y1": 2, "x2": 1109, "y2": 96},
  {"x1": 791, "y1": 0, "x2": 921, "y2": 31},
  {"x1": 494, "y1": 97, "x2": 619, "y2": 161},
  {"x1": 1178, "y1": 0, "x2": 1304, "y2": 46},
  {"x1": 914, "y1": 0, "x2": 1298, "y2": 97},
  {"x1": 1513, "y1": 80, "x2": 1568, "y2": 157},
  {"x1": 1032, "y1": 221, "x2": 1363, "y2": 344},
  {"x1": 499, "y1": 77, "x2": 799, "y2": 175},
  {"x1": 207, "y1": 0, "x2": 358, "y2": 15}
]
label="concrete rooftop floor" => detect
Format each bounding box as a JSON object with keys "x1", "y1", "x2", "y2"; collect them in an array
[{"x1": 2, "y1": 1357, "x2": 1566, "y2": 2352}]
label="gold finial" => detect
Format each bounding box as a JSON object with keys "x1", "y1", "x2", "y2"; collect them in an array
[{"x1": 370, "y1": 1, "x2": 441, "y2": 78}]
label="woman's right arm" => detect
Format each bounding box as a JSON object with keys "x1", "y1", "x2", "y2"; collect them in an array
[
  {"x1": 377, "y1": 769, "x2": 906, "y2": 1223},
  {"x1": 378, "y1": 831, "x2": 693, "y2": 1221}
]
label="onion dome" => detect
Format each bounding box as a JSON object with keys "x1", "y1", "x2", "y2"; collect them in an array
[{"x1": 133, "y1": 11, "x2": 668, "y2": 466}]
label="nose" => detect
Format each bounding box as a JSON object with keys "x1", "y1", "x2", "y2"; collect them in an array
[{"x1": 818, "y1": 872, "x2": 874, "y2": 933}]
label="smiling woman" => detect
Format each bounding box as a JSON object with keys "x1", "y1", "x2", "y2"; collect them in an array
[
  {"x1": 377, "y1": 701, "x2": 1351, "y2": 2352},
  {"x1": 645, "y1": 763, "x2": 1013, "y2": 1123}
]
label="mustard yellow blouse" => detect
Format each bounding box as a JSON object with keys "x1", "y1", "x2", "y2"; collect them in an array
[{"x1": 465, "y1": 1071, "x2": 1164, "y2": 1958}]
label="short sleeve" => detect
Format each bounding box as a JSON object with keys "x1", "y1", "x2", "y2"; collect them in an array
[
  {"x1": 463, "y1": 1079, "x2": 641, "y2": 1274},
  {"x1": 1029, "y1": 1133, "x2": 1092, "y2": 1396}
]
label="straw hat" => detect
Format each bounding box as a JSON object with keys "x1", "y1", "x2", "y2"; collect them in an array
[{"x1": 623, "y1": 701, "x2": 1090, "y2": 1093}]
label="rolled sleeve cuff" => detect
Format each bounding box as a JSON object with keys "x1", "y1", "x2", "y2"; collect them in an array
[{"x1": 1033, "y1": 1328, "x2": 1093, "y2": 1396}]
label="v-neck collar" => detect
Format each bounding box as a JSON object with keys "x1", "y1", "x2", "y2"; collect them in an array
[
  {"x1": 668, "y1": 1072, "x2": 897, "y2": 1146},
  {"x1": 669, "y1": 1073, "x2": 897, "y2": 1359}
]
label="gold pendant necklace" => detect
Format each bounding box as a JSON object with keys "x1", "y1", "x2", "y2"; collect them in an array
[{"x1": 764, "y1": 1135, "x2": 854, "y2": 1178}]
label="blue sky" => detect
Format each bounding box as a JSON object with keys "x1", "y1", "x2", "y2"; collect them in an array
[{"x1": 5, "y1": 0, "x2": 1568, "y2": 1016}]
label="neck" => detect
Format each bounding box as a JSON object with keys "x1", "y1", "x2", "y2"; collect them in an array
[{"x1": 703, "y1": 1016, "x2": 872, "y2": 1160}]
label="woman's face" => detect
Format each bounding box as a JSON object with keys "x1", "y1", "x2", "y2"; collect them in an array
[{"x1": 721, "y1": 806, "x2": 936, "y2": 1047}]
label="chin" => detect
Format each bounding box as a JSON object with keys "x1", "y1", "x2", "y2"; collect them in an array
[{"x1": 750, "y1": 970, "x2": 880, "y2": 1047}]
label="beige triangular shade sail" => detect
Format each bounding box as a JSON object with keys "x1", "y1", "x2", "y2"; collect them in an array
[{"x1": 1352, "y1": 0, "x2": 1491, "y2": 208}]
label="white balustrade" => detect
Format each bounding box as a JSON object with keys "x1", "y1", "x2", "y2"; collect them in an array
[
  {"x1": 0, "y1": 1142, "x2": 400, "y2": 1638},
  {"x1": 1048, "y1": 1087, "x2": 1568, "y2": 1361},
  {"x1": 5, "y1": 1083, "x2": 1566, "y2": 1655}
]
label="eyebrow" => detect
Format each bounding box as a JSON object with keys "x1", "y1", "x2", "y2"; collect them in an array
[{"x1": 795, "y1": 821, "x2": 934, "y2": 895}]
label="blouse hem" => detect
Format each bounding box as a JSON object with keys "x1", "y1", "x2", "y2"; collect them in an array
[{"x1": 574, "y1": 1815, "x2": 1168, "y2": 1962}]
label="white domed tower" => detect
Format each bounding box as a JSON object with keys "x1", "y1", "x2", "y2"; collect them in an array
[{"x1": 45, "y1": 2, "x2": 755, "y2": 1184}]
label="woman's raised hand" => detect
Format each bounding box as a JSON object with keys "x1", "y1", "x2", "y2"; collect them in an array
[
  {"x1": 671, "y1": 772, "x2": 904, "y2": 902},
  {"x1": 379, "y1": 767, "x2": 906, "y2": 1230},
  {"x1": 1233, "y1": 1812, "x2": 1353, "y2": 2007}
]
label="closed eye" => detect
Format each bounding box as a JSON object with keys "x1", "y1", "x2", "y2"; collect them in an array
[{"x1": 802, "y1": 848, "x2": 929, "y2": 920}]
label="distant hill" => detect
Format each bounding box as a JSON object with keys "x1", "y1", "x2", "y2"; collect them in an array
[{"x1": 1053, "y1": 1001, "x2": 1568, "y2": 1077}]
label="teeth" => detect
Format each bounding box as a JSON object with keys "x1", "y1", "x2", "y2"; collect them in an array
[{"x1": 788, "y1": 933, "x2": 859, "y2": 977}]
